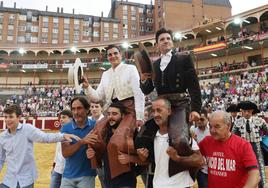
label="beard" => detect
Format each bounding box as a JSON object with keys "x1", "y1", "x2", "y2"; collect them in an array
[{"x1": 109, "y1": 121, "x2": 120, "y2": 129}]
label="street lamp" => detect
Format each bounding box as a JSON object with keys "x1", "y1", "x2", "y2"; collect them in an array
[
  {"x1": 122, "y1": 42, "x2": 129, "y2": 62},
  {"x1": 18, "y1": 48, "x2": 26, "y2": 56}
]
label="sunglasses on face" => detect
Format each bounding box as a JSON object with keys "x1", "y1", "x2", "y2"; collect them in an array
[{"x1": 108, "y1": 51, "x2": 119, "y2": 57}]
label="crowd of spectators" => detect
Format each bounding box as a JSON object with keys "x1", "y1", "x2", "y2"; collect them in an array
[
  {"x1": 200, "y1": 69, "x2": 268, "y2": 115},
  {"x1": 0, "y1": 66, "x2": 268, "y2": 117}
]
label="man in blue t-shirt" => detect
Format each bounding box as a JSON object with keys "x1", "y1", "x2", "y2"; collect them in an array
[{"x1": 61, "y1": 96, "x2": 98, "y2": 188}]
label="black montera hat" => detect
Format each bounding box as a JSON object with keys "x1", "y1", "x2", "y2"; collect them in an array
[
  {"x1": 226, "y1": 104, "x2": 239, "y2": 112},
  {"x1": 237, "y1": 101, "x2": 260, "y2": 114}
]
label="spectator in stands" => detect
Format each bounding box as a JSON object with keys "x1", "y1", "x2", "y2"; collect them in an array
[
  {"x1": 50, "y1": 109, "x2": 73, "y2": 188},
  {"x1": 0, "y1": 104, "x2": 79, "y2": 188},
  {"x1": 199, "y1": 110, "x2": 260, "y2": 188},
  {"x1": 60, "y1": 96, "x2": 97, "y2": 188}
]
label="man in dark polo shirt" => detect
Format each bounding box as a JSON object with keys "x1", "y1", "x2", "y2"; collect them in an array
[{"x1": 61, "y1": 96, "x2": 97, "y2": 188}]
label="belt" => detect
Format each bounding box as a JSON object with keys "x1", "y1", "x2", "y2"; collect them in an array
[
  {"x1": 159, "y1": 92, "x2": 188, "y2": 101},
  {"x1": 111, "y1": 97, "x2": 134, "y2": 103}
]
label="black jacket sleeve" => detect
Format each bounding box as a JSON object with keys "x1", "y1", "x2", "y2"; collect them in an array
[{"x1": 182, "y1": 54, "x2": 202, "y2": 113}]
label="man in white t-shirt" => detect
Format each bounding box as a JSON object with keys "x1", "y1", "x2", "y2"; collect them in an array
[{"x1": 137, "y1": 98, "x2": 204, "y2": 188}]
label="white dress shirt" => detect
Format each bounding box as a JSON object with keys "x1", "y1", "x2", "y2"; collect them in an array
[
  {"x1": 160, "y1": 50, "x2": 172, "y2": 71},
  {"x1": 85, "y1": 63, "x2": 145, "y2": 120}
]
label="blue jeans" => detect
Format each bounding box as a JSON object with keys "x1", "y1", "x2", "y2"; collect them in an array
[
  {"x1": 197, "y1": 170, "x2": 208, "y2": 188},
  {"x1": 0, "y1": 183, "x2": 34, "y2": 188},
  {"x1": 61, "y1": 176, "x2": 95, "y2": 188},
  {"x1": 50, "y1": 170, "x2": 62, "y2": 188}
]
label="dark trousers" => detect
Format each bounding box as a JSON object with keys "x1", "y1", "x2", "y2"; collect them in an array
[{"x1": 196, "y1": 170, "x2": 208, "y2": 188}]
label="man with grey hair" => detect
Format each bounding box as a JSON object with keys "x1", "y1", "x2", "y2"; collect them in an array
[{"x1": 198, "y1": 110, "x2": 260, "y2": 188}]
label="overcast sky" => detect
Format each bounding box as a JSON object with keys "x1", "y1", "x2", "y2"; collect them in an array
[{"x1": 2, "y1": 0, "x2": 268, "y2": 17}]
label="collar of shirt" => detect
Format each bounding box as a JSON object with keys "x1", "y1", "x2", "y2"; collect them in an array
[
  {"x1": 155, "y1": 130, "x2": 168, "y2": 137},
  {"x1": 5, "y1": 123, "x2": 23, "y2": 136},
  {"x1": 111, "y1": 62, "x2": 123, "y2": 72},
  {"x1": 71, "y1": 118, "x2": 93, "y2": 130},
  {"x1": 160, "y1": 50, "x2": 172, "y2": 71}
]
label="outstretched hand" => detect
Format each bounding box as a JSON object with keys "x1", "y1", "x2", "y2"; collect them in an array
[{"x1": 63, "y1": 134, "x2": 81, "y2": 142}]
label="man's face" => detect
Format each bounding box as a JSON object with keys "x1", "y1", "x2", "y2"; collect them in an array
[
  {"x1": 152, "y1": 100, "x2": 171, "y2": 126},
  {"x1": 241, "y1": 109, "x2": 253, "y2": 119},
  {"x1": 71, "y1": 100, "x2": 89, "y2": 124},
  {"x1": 4, "y1": 112, "x2": 20, "y2": 130},
  {"x1": 107, "y1": 47, "x2": 122, "y2": 68},
  {"x1": 60, "y1": 114, "x2": 71, "y2": 125},
  {"x1": 209, "y1": 115, "x2": 230, "y2": 141},
  {"x1": 107, "y1": 107, "x2": 123, "y2": 127},
  {"x1": 196, "y1": 116, "x2": 208, "y2": 129},
  {"x1": 230, "y1": 112, "x2": 237, "y2": 118},
  {"x1": 156, "y1": 33, "x2": 174, "y2": 54},
  {"x1": 90, "y1": 103, "x2": 102, "y2": 117}
]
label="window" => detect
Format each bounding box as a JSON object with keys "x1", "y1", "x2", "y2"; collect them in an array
[
  {"x1": 42, "y1": 28, "x2": 48, "y2": 32},
  {"x1": 104, "y1": 32, "x2": 109, "y2": 37},
  {"x1": 139, "y1": 8, "x2": 144, "y2": 13},
  {"x1": 7, "y1": 36, "x2": 13, "y2": 41},
  {"x1": 74, "y1": 31, "x2": 79, "y2": 35},
  {"x1": 0, "y1": 24, "x2": 2, "y2": 29},
  {"x1": 19, "y1": 15, "x2": 27, "y2": 21},
  {"x1": 41, "y1": 38, "x2": 48, "y2": 43},
  {"x1": 113, "y1": 23, "x2": 118, "y2": 28},
  {"x1": 8, "y1": 30, "x2": 13, "y2": 36},
  {"x1": 32, "y1": 16, "x2": 37, "y2": 22},
  {"x1": 63, "y1": 39, "x2": 69, "y2": 44},
  {"x1": 74, "y1": 24, "x2": 80, "y2": 30},
  {"x1": 0, "y1": 36, "x2": 2, "y2": 40},
  {"x1": 31, "y1": 37, "x2": 38, "y2": 43},
  {"x1": 74, "y1": 35, "x2": 79, "y2": 41},
  {"x1": 113, "y1": 28, "x2": 118, "y2": 33},
  {"x1": 64, "y1": 30, "x2": 69, "y2": 34},
  {"x1": 64, "y1": 34, "x2": 69, "y2": 39},
  {"x1": 43, "y1": 22, "x2": 48, "y2": 28},
  {"x1": 93, "y1": 22, "x2": 100, "y2": 27},
  {"x1": 93, "y1": 31, "x2": 99, "y2": 37},
  {"x1": 123, "y1": 19, "x2": 128, "y2": 25},
  {"x1": 123, "y1": 5, "x2": 127, "y2": 11},
  {"x1": 53, "y1": 23, "x2": 59, "y2": 28},
  {"x1": 42, "y1": 33, "x2": 48, "y2": 38},
  {"x1": 104, "y1": 37, "x2": 109, "y2": 41},
  {"x1": 131, "y1": 16, "x2": 136, "y2": 21},
  {"x1": 104, "y1": 23, "x2": 109, "y2": 28},
  {"x1": 43, "y1": 16, "x2": 49, "y2": 22},
  {"x1": 17, "y1": 36, "x2": 25, "y2": 42},
  {"x1": 104, "y1": 27, "x2": 109, "y2": 33},
  {"x1": 131, "y1": 25, "x2": 136, "y2": 30},
  {"x1": 53, "y1": 29, "x2": 58, "y2": 33},
  {"x1": 8, "y1": 25, "x2": 14, "y2": 30},
  {"x1": 64, "y1": 24, "x2": 69, "y2": 29},
  {"x1": 140, "y1": 17, "x2": 144, "y2": 22},
  {"x1": 83, "y1": 21, "x2": 89, "y2": 27},
  {"x1": 64, "y1": 18, "x2": 70, "y2": 24},
  {"x1": 113, "y1": 33, "x2": 118, "y2": 39},
  {"x1": 83, "y1": 30, "x2": 89, "y2": 36},
  {"x1": 123, "y1": 15, "x2": 127, "y2": 20},
  {"x1": 53, "y1": 17, "x2": 59, "y2": 23},
  {"x1": 31, "y1": 26, "x2": 39, "y2": 32},
  {"x1": 52, "y1": 33, "x2": 58, "y2": 39},
  {"x1": 74, "y1": 19, "x2": 80, "y2": 25},
  {"x1": 52, "y1": 39, "x2": 58, "y2": 44}
]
